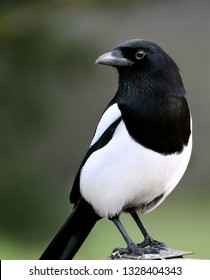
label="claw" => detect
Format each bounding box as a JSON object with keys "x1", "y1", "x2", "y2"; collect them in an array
[
  {"x1": 111, "y1": 247, "x2": 129, "y2": 259},
  {"x1": 111, "y1": 242, "x2": 144, "y2": 258},
  {"x1": 150, "y1": 240, "x2": 167, "y2": 251},
  {"x1": 138, "y1": 236, "x2": 166, "y2": 248},
  {"x1": 112, "y1": 247, "x2": 128, "y2": 255},
  {"x1": 137, "y1": 238, "x2": 168, "y2": 254}
]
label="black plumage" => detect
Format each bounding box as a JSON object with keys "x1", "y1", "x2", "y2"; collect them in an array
[{"x1": 40, "y1": 39, "x2": 192, "y2": 260}]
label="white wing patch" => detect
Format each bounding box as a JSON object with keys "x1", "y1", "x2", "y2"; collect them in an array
[{"x1": 90, "y1": 103, "x2": 122, "y2": 146}]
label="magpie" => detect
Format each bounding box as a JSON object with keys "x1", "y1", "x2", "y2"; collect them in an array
[{"x1": 40, "y1": 39, "x2": 192, "y2": 260}]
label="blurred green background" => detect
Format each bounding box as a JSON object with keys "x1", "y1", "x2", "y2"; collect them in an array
[{"x1": 0, "y1": 0, "x2": 210, "y2": 260}]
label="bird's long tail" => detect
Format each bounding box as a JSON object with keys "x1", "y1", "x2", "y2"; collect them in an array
[{"x1": 40, "y1": 199, "x2": 100, "y2": 260}]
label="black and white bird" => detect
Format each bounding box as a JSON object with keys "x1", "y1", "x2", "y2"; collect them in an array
[{"x1": 40, "y1": 39, "x2": 192, "y2": 260}]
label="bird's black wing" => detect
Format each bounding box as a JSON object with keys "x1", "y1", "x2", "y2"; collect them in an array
[{"x1": 70, "y1": 105, "x2": 122, "y2": 203}]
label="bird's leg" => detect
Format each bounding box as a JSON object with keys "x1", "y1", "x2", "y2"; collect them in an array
[
  {"x1": 130, "y1": 210, "x2": 167, "y2": 253},
  {"x1": 110, "y1": 216, "x2": 144, "y2": 257}
]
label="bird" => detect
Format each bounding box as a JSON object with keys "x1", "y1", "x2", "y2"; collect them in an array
[{"x1": 40, "y1": 39, "x2": 192, "y2": 260}]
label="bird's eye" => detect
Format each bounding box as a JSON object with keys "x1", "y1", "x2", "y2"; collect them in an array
[{"x1": 135, "y1": 50, "x2": 146, "y2": 60}]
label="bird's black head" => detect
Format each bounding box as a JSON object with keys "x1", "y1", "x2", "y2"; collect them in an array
[{"x1": 96, "y1": 39, "x2": 185, "y2": 97}]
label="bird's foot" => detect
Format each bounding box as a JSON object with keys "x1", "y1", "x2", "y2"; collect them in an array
[
  {"x1": 111, "y1": 242, "x2": 144, "y2": 259},
  {"x1": 137, "y1": 236, "x2": 167, "y2": 254}
]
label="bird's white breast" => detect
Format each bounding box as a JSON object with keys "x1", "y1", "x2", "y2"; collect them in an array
[{"x1": 80, "y1": 104, "x2": 192, "y2": 218}]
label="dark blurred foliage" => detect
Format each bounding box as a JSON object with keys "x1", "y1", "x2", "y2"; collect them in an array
[
  {"x1": 0, "y1": 1, "x2": 117, "y2": 250},
  {"x1": 0, "y1": 0, "x2": 210, "y2": 259}
]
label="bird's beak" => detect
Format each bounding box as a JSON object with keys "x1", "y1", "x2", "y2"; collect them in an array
[{"x1": 95, "y1": 51, "x2": 133, "y2": 67}]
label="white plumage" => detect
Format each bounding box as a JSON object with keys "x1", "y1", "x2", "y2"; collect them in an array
[
  {"x1": 80, "y1": 104, "x2": 192, "y2": 218},
  {"x1": 40, "y1": 39, "x2": 193, "y2": 260},
  {"x1": 90, "y1": 103, "x2": 121, "y2": 146}
]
